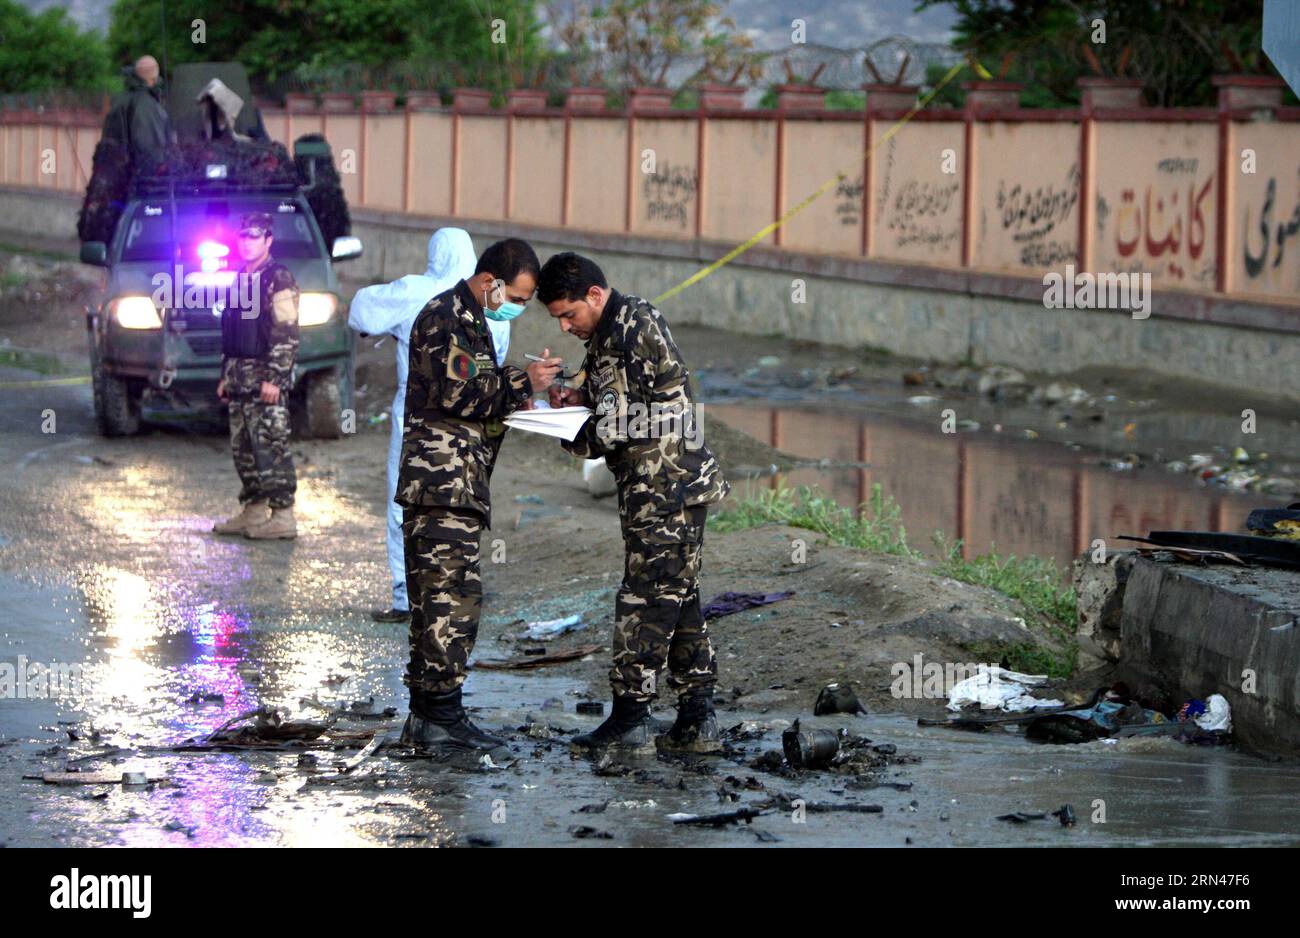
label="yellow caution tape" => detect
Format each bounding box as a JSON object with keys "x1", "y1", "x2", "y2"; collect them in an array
[{"x1": 653, "y1": 59, "x2": 976, "y2": 306}]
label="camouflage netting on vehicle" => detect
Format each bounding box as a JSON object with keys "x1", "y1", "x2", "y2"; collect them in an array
[
  {"x1": 293, "y1": 133, "x2": 351, "y2": 247},
  {"x1": 78, "y1": 135, "x2": 351, "y2": 247},
  {"x1": 78, "y1": 138, "x2": 307, "y2": 244},
  {"x1": 77, "y1": 137, "x2": 132, "y2": 244},
  {"x1": 136, "y1": 137, "x2": 300, "y2": 187}
]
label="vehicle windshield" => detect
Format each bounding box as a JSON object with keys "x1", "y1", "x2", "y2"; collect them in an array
[{"x1": 118, "y1": 198, "x2": 321, "y2": 263}]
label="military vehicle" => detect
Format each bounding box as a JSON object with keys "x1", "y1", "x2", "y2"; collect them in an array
[{"x1": 78, "y1": 62, "x2": 359, "y2": 437}]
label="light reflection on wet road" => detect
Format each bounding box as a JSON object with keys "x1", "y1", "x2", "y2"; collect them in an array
[{"x1": 2, "y1": 363, "x2": 1300, "y2": 847}]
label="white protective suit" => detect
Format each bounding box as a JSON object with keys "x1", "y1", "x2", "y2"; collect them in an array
[{"x1": 347, "y1": 228, "x2": 508, "y2": 611}]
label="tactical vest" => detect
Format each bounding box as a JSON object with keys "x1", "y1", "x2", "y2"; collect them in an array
[{"x1": 220, "y1": 268, "x2": 272, "y2": 359}]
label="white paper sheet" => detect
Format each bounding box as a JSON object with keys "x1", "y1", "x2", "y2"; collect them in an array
[{"x1": 503, "y1": 406, "x2": 592, "y2": 441}]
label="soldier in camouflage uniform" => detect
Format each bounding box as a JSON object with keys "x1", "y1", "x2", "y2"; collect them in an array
[
  {"x1": 214, "y1": 212, "x2": 300, "y2": 540},
  {"x1": 396, "y1": 238, "x2": 561, "y2": 756},
  {"x1": 537, "y1": 252, "x2": 729, "y2": 754}
]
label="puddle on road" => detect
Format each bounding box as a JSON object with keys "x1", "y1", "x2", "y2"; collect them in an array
[
  {"x1": 709, "y1": 401, "x2": 1290, "y2": 569},
  {"x1": 4, "y1": 574, "x2": 1300, "y2": 847}
]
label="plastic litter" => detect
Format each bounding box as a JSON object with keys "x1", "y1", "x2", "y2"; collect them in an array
[
  {"x1": 583, "y1": 458, "x2": 618, "y2": 497},
  {"x1": 1026, "y1": 699, "x2": 1174, "y2": 744},
  {"x1": 522, "y1": 614, "x2": 585, "y2": 640},
  {"x1": 670, "y1": 807, "x2": 764, "y2": 826},
  {"x1": 1193, "y1": 694, "x2": 1232, "y2": 733},
  {"x1": 947, "y1": 667, "x2": 1065, "y2": 712}
]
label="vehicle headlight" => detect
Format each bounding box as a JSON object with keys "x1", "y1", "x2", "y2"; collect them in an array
[
  {"x1": 111, "y1": 296, "x2": 163, "y2": 330},
  {"x1": 299, "y1": 293, "x2": 337, "y2": 327}
]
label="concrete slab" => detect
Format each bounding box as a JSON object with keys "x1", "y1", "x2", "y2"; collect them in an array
[{"x1": 1119, "y1": 556, "x2": 1300, "y2": 755}]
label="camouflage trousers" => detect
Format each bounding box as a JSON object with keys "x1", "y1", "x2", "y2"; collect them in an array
[
  {"x1": 611, "y1": 504, "x2": 717, "y2": 702},
  {"x1": 402, "y1": 506, "x2": 483, "y2": 695},
  {"x1": 228, "y1": 398, "x2": 296, "y2": 509}
]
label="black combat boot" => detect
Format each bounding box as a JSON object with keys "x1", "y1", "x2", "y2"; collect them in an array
[
  {"x1": 656, "y1": 691, "x2": 722, "y2": 754},
  {"x1": 570, "y1": 696, "x2": 655, "y2": 754},
  {"x1": 400, "y1": 687, "x2": 508, "y2": 755}
]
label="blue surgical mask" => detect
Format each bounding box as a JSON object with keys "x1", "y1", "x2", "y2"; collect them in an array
[
  {"x1": 483, "y1": 281, "x2": 526, "y2": 322},
  {"x1": 484, "y1": 300, "x2": 525, "y2": 322}
]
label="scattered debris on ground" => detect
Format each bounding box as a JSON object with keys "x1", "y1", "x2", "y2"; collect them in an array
[{"x1": 476, "y1": 644, "x2": 603, "y2": 670}]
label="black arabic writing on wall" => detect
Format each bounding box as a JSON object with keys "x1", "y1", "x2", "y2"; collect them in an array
[
  {"x1": 1242, "y1": 172, "x2": 1300, "y2": 279},
  {"x1": 836, "y1": 174, "x2": 864, "y2": 226},
  {"x1": 643, "y1": 160, "x2": 698, "y2": 229},
  {"x1": 885, "y1": 179, "x2": 961, "y2": 251},
  {"x1": 995, "y1": 163, "x2": 1080, "y2": 244}
]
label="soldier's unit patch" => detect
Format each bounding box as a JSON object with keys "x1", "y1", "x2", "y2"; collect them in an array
[
  {"x1": 597, "y1": 387, "x2": 620, "y2": 415},
  {"x1": 447, "y1": 339, "x2": 478, "y2": 381}
]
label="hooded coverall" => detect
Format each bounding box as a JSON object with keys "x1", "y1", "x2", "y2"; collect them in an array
[{"x1": 347, "y1": 228, "x2": 508, "y2": 612}]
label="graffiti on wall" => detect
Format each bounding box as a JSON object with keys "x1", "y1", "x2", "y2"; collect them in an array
[
  {"x1": 873, "y1": 135, "x2": 961, "y2": 255},
  {"x1": 994, "y1": 163, "x2": 1080, "y2": 267},
  {"x1": 1096, "y1": 154, "x2": 1215, "y2": 285},
  {"x1": 884, "y1": 179, "x2": 961, "y2": 250},
  {"x1": 835, "y1": 174, "x2": 864, "y2": 226},
  {"x1": 1241, "y1": 170, "x2": 1300, "y2": 282},
  {"x1": 643, "y1": 161, "x2": 697, "y2": 228}
]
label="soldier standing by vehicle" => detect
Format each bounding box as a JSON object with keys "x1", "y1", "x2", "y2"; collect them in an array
[
  {"x1": 396, "y1": 238, "x2": 561, "y2": 756},
  {"x1": 214, "y1": 212, "x2": 300, "y2": 540},
  {"x1": 536, "y1": 252, "x2": 730, "y2": 755},
  {"x1": 101, "y1": 55, "x2": 171, "y2": 164}
]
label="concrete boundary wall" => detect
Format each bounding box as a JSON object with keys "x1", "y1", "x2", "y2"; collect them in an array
[
  {"x1": 5, "y1": 183, "x2": 1297, "y2": 402},
  {"x1": 7, "y1": 76, "x2": 1300, "y2": 315}
]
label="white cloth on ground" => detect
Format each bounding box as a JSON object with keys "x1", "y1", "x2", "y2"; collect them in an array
[{"x1": 946, "y1": 666, "x2": 1065, "y2": 712}]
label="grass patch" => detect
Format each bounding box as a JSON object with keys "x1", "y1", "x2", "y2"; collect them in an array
[
  {"x1": 932, "y1": 533, "x2": 1078, "y2": 625},
  {"x1": 856, "y1": 342, "x2": 897, "y2": 362},
  {"x1": 0, "y1": 241, "x2": 76, "y2": 263},
  {"x1": 0, "y1": 346, "x2": 69, "y2": 375},
  {"x1": 0, "y1": 271, "x2": 28, "y2": 291},
  {"x1": 963, "y1": 639, "x2": 1078, "y2": 681},
  {"x1": 711, "y1": 484, "x2": 1078, "y2": 633},
  {"x1": 711, "y1": 482, "x2": 917, "y2": 557}
]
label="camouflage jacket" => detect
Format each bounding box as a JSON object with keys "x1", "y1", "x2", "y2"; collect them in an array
[
  {"x1": 220, "y1": 257, "x2": 299, "y2": 396},
  {"x1": 562, "y1": 291, "x2": 729, "y2": 526},
  {"x1": 396, "y1": 280, "x2": 532, "y2": 526}
]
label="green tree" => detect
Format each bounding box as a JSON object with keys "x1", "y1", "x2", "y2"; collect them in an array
[
  {"x1": 108, "y1": 0, "x2": 543, "y2": 95},
  {"x1": 0, "y1": 0, "x2": 113, "y2": 94},
  {"x1": 916, "y1": 0, "x2": 1271, "y2": 108},
  {"x1": 544, "y1": 0, "x2": 758, "y2": 90}
]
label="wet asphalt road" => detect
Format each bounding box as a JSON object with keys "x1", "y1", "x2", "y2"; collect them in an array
[{"x1": 2, "y1": 360, "x2": 1300, "y2": 848}]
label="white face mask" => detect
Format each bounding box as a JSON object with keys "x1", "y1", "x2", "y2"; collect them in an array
[{"x1": 483, "y1": 279, "x2": 526, "y2": 322}]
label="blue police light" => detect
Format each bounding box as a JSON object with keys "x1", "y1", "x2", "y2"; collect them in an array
[{"x1": 197, "y1": 239, "x2": 230, "y2": 273}]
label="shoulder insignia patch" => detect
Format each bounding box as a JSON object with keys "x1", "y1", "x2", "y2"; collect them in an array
[{"x1": 447, "y1": 338, "x2": 478, "y2": 381}]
